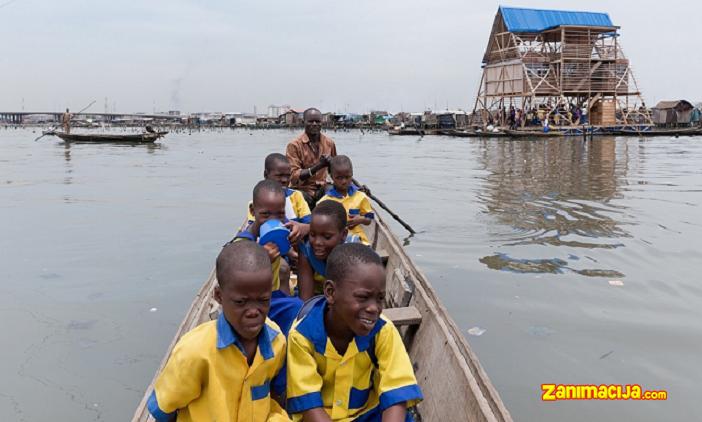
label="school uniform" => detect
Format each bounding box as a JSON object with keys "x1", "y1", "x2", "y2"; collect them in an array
[
  {"x1": 247, "y1": 188, "x2": 312, "y2": 224},
  {"x1": 297, "y1": 235, "x2": 362, "y2": 295},
  {"x1": 317, "y1": 185, "x2": 373, "y2": 245},
  {"x1": 147, "y1": 314, "x2": 290, "y2": 422},
  {"x1": 286, "y1": 297, "x2": 423, "y2": 421}
]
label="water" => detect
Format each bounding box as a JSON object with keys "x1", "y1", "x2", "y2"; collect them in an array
[{"x1": 2, "y1": 128, "x2": 700, "y2": 421}]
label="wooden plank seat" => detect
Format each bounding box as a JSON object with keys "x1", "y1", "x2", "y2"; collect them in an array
[{"x1": 383, "y1": 306, "x2": 422, "y2": 326}]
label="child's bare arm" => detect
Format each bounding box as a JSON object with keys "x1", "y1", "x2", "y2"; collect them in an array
[
  {"x1": 297, "y1": 253, "x2": 315, "y2": 301},
  {"x1": 382, "y1": 403, "x2": 407, "y2": 422},
  {"x1": 347, "y1": 215, "x2": 372, "y2": 228},
  {"x1": 302, "y1": 408, "x2": 333, "y2": 422}
]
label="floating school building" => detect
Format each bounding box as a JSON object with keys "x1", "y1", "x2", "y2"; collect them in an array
[{"x1": 472, "y1": 6, "x2": 651, "y2": 127}]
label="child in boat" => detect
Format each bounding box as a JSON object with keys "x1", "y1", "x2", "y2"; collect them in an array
[
  {"x1": 286, "y1": 243, "x2": 423, "y2": 421},
  {"x1": 297, "y1": 200, "x2": 361, "y2": 301},
  {"x1": 246, "y1": 153, "x2": 311, "y2": 243},
  {"x1": 235, "y1": 179, "x2": 303, "y2": 336},
  {"x1": 147, "y1": 241, "x2": 290, "y2": 421},
  {"x1": 317, "y1": 155, "x2": 374, "y2": 245}
]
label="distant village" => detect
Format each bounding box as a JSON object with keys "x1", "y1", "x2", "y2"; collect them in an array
[
  {"x1": 3, "y1": 101, "x2": 702, "y2": 133},
  {"x1": 1, "y1": 104, "x2": 476, "y2": 131}
]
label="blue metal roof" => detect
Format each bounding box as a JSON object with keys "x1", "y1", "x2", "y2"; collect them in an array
[{"x1": 500, "y1": 6, "x2": 615, "y2": 33}]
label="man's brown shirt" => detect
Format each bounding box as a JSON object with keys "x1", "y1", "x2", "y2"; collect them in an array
[{"x1": 286, "y1": 132, "x2": 337, "y2": 197}]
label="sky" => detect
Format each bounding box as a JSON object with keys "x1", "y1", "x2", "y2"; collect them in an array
[{"x1": 1, "y1": 0, "x2": 699, "y2": 114}]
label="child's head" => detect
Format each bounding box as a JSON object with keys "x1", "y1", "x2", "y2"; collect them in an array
[
  {"x1": 309, "y1": 200, "x2": 348, "y2": 260},
  {"x1": 263, "y1": 153, "x2": 291, "y2": 187},
  {"x1": 324, "y1": 243, "x2": 385, "y2": 336},
  {"x1": 250, "y1": 179, "x2": 286, "y2": 227},
  {"x1": 329, "y1": 155, "x2": 353, "y2": 193},
  {"x1": 215, "y1": 240, "x2": 272, "y2": 341}
]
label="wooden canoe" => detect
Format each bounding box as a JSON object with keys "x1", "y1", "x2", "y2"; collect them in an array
[
  {"x1": 445, "y1": 129, "x2": 509, "y2": 138},
  {"x1": 52, "y1": 131, "x2": 167, "y2": 143},
  {"x1": 132, "y1": 211, "x2": 513, "y2": 422},
  {"x1": 388, "y1": 128, "x2": 425, "y2": 136},
  {"x1": 503, "y1": 129, "x2": 564, "y2": 138},
  {"x1": 613, "y1": 127, "x2": 702, "y2": 137}
]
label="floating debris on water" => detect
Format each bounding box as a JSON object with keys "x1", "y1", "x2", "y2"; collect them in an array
[
  {"x1": 467, "y1": 327, "x2": 486, "y2": 336},
  {"x1": 599, "y1": 350, "x2": 615, "y2": 360},
  {"x1": 608, "y1": 280, "x2": 624, "y2": 287},
  {"x1": 67, "y1": 320, "x2": 97, "y2": 330},
  {"x1": 528, "y1": 325, "x2": 556, "y2": 337},
  {"x1": 149, "y1": 307, "x2": 158, "y2": 313}
]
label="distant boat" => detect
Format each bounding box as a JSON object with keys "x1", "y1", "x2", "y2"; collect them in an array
[
  {"x1": 613, "y1": 127, "x2": 702, "y2": 137},
  {"x1": 503, "y1": 129, "x2": 564, "y2": 138},
  {"x1": 45, "y1": 130, "x2": 167, "y2": 143},
  {"x1": 388, "y1": 127, "x2": 424, "y2": 136},
  {"x1": 445, "y1": 129, "x2": 508, "y2": 137}
]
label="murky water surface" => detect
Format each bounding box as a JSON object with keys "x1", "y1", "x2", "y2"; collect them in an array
[{"x1": 1, "y1": 128, "x2": 700, "y2": 421}]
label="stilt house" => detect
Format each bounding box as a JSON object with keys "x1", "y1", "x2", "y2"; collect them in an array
[{"x1": 472, "y1": 6, "x2": 651, "y2": 127}]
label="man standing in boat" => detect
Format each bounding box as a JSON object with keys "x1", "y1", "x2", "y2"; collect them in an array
[
  {"x1": 286, "y1": 107, "x2": 337, "y2": 208},
  {"x1": 61, "y1": 108, "x2": 72, "y2": 134}
]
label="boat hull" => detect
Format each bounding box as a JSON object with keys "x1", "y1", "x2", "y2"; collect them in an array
[{"x1": 54, "y1": 131, "x2": 167, "y2": 143}]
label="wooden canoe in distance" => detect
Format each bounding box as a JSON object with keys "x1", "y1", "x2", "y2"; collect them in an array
[
  {"x1": 503, "y1": 129, "x2": 564, "y2": 138},
  {"x1": 132, "y1": 210, "x2": 513, "y2": 422},
  {"x1": 51, "y1": 131, "x2": 167, "y2": 143},
  {"x1": 445, "y1": 129, "x2": 509, "y2": 138},
  {"x1": 613, "y1": 126, "x2": 702, "y2": 137}
]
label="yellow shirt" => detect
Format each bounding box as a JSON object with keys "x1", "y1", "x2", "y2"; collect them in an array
[
  {"x1": 247, "y1": 188, "x2": 311, "y2": 224},
  {"x1": 286, "y1": 297, "x2": 422, "y2": 421},
  {"x1": 148, "y1": 314, "x2": 290, "y2": 422},
  {"x1": 317, "y1": 185, "x2": 373, "y2": 245}
]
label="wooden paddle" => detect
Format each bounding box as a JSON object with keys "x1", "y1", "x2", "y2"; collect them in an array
[
  {"x1": 352, "y1": 177, "x2": 416, "y2": 234},
  {"x1": 34, "y1": 100, "x2": 96, "y2": 141}
]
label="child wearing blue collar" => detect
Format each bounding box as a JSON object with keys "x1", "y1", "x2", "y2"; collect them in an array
[
  {"x1": 297, "y1": 200, "x2": 361, "y2": 301},
  {"x1": 317, "y1": 155, "x2": 374, "y2": 245},
  {"x1": 287, "y1": 243, "x2": 423, "y2": 421},
  {"x1": 234, "y1": 179, "x2": 303, "y2": 337},
  {"x1": 245, "y1": 153, "x2": 311, "y2": 243},
  {"x1": 148, "y1": 241, "x2": 290, "y2": 421}
]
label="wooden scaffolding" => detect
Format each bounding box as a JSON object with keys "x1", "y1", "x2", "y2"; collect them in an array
[{"x1": 472, "y1": 7, "x2": 652, "y2": 128}]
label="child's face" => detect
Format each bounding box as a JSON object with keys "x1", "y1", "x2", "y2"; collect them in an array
[
  {"x1": 309, "y1": 214, "x2": 347, "y2": 260},
  {"x1": 265, "y1": 161, "x2": 291, "y2": 187},
  {"x1": 331, "y1": 165, "x2": 353, "y2": 194},
  {"x1": 326, "y1": 262, "x2": 386, "y2": 337},
  {"x1": 252, "y1": 191, "x2": 286, "y2": 228},
  {"x1": 214, "y1": 269, "x2": 272, "y2": 341}
]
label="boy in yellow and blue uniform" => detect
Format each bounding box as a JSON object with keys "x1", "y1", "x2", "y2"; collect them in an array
[
  {"x1": 147, "y1": 240, "x2": 290, "y2": 421},
  {"x1": 297, "y1": 200, "x2": 360, "y2": 301},
  {"x1": 317, "y1": 155, "x2": 373, "y2": 245},
  {"x1": 235, "y1": 179, "x2": 303, "y2": 336},
  {"x1": 246, "y1": 153, "x2": 311, "y2": 232},
  {"x1": 287, "y1": 243, "x2": 423, "y2": 421}
]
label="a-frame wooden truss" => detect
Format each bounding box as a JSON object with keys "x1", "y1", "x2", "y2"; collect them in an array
[{"x1": 471, "y1": 16, "x2": 652, "y2": 128}]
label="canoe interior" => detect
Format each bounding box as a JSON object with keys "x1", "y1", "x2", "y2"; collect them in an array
[{"x1": 132, "y1": 211, "x2": 512, "y2": 422}]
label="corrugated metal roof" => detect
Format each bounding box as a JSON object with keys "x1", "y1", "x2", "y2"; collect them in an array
[
  {"x1": 500, "y1": 6, "x2": 615, "y2": 33},
  {"x1": 654, "y1": 100, "x2": 694, "y2": 110}
]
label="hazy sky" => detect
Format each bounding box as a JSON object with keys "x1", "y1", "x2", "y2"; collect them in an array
[{"x1": 1, "y1": 0, "x2": 699, "y2": 113}]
